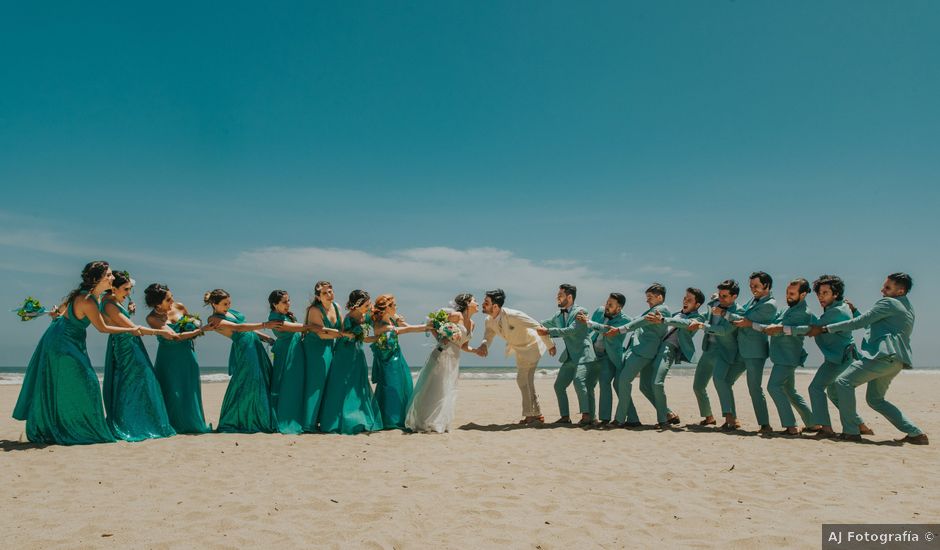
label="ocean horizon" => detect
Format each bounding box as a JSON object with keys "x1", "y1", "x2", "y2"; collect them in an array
[{"x1": 2, "y1": 365, "x2": 938, "y2": 385}]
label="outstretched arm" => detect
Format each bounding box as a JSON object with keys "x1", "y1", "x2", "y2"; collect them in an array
[
  {"x1": 826, "y1": 299, "x2": 893, "y2": 333},
  {"x1": 78, "y1": 299, "x2": 151, "y2": 336}
]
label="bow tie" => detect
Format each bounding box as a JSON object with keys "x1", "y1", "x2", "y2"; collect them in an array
[{"x1": 560, "y1": 308, "x2": 570, "y2": 315}]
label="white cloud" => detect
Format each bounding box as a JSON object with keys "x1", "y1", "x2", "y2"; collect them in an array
[{"x1": 233, "y1": 245, "x2": 649, "y2": 315}]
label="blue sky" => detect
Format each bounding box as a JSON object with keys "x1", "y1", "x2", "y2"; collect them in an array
[{"x1": 1, "y1": 2, "x2": 938, "y2": 366}]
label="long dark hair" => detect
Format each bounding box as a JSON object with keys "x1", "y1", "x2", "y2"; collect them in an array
[
  {"x1": 268, "y1": 290, "x2": 297, "y2": 322},
  {"x1": 62, "y1": 261, "x2": 110, "y2": 308},
  {"x1": 312, "y1": 280, "x2": 332, "y2": 306}
]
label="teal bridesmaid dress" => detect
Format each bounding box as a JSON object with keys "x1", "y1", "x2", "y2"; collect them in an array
[
  {"x1": 300, "y1": 302, "x2": 339, "y2": 431},
  {"x1": 215, "y1": 310, "x2": 277, "y2": 433},
  {"x1": 370, "y1": 320, "x2": 414, "y2": 429},
  {"x1": 270, "y1": 311, "x2": 306, "y2": 434},
  {"x1": 153, "y1": 320, "x2": 210, "y2": 434},
  {"x1": 319, "y1": 315, "x2": 383, "y2": 434},
  {"x1": 101, "y1": 299, "x2": 176, "y2": 441},
  {"x1": 12, "y1": 293, "x2": 116, "y2": 445}
]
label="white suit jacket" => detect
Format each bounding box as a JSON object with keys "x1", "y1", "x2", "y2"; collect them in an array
[{"x1": 481, "y1": 307, "x2": 554, "y2": 358}]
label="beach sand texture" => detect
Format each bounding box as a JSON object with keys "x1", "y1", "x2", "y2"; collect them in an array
[{"x1": 2, "y1": 372, "x2": 937, "y2": 549}]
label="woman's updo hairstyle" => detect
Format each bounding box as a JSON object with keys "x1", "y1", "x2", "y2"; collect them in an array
[
  {"x1": 372, "y1": 294, "x2": 398, "y2": 323},
  {"x1": 346, "y1": 289, "x2": 370, "y2": 311},
  {"x1": 144, "y1": 284, "x2": 171, "y2": 308},
  {"x1": 453, "y1": 293, "x2": 474, "y2": 313},
  {"x1": 268, "y1": 289, "x2": 297, "y2": 322},
  {"x1": 203, "y1": 289, "x2": 231, "y2": 307},
  {"x1": 112, "y1": 270, "x2": 134, "y2": 289},
  {"x1": 62, "y1": 260, "x2": 111, "y2": 306}
]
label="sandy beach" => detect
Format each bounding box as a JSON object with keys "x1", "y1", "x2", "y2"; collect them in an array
[{"x1": 2, "y1": 372, "x2": 937, "y2": 549}]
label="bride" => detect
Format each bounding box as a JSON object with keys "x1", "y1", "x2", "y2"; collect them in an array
[{"x1": 405, "y1": 293, "x2": 478, "y2": 433}]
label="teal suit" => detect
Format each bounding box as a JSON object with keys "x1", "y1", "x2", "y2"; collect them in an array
[
  {"x1": 698, "y1": 301, "x2": 741, "y2": 418},
  {"x1": 720, "y1": 294, "x2": 777, "y2": 425},
  {"x1": 790, "y1": 300, "x2": 864, "y2": 427},
  {"x1": 829, "y1": 296, "x2": 922, "y2": 436},
  {"x1": 613, "y1": 304, "x2": 671, "y2": 424},
  {"x1": 542, "y1": 304, "x2": 595, "y2": 417},
  {"x1": 646, "y1": 308, "x2": 704, "y2": 424},
  {"x1": 585, "y1": 308, "x2": 637, "y2": 422},
  {"x1": 761, "y1": 300, "x2": 814, "y2": 428}
]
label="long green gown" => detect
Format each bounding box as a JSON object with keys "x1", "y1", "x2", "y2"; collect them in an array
[
  {"x1": 319, "y1": 314, "x2": 383, "y2": 434},
  {"x1": 12, "y1": 293, "x2": 116, "y2": 445},
  {"x1": 215, "y1": 310, "x2": 277, "y2": 433},
  {"x1": 270, "y1": 311, "x2": 306, "y2": 434},
  {"x1": 371, "y1": 320, "x2": 414, "y2": 429},
  {"x1": 101, "y1": 299, "x2": 176, "y2": 441},
  {"x1": 300, "y1": 302, "x2": 339, "y2": 431},
  {"x1": 153, "y1": 318, "x2": 210, "y2": 434}
]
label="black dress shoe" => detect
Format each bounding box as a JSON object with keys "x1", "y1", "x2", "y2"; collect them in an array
[
  {"x1": 624, "y1": 421, "x2": 642, "y2": 428},
  {"x1": 896, "y1": 434, "x2": 929, "y2": 445},
  {"x1": 667, "y1": 416, "x2": 681, "y2": 425}
]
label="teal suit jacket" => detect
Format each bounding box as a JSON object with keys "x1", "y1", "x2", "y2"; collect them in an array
[
  {"x1": 790, "y1": 300, "x2": 859, "y2": 364},
  {"x1": 701, "y1": 302, "x2": 741, "y2": 364},
  {"x1": 727, "y1": 294, "x2": 777, "y2": 360},
  {"x1": 662, "y1": 308, "x2": 705, "y2": 363},
  {"x1": 586, "y1": 308, "x2": 631, "y2": 369},
  {"x1": 542, "y1": 304, "x2": 596, "y2": 365},
  {"x1": 826, "y1": 296, "x2": 915, "y2": 367},
  {"x1": 618, "y1": 304, "x2": 671, "y2": 360},
  {"x1": 764, "y1": 300, "x2": 812, "y2": 366}
]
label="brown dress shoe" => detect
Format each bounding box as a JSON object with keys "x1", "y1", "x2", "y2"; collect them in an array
[{"x1": 896, "y1": 434, "x2": 929, "y2": 445}]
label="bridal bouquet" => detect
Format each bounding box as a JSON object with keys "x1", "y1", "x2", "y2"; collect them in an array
[
  {"x1": 12, "y1": 297, "x2": 48, "y2": 322},
  {"x1": 171, "y1": 313, "x2": 202, "y2": 333},
  {"x1": 437, "y1": 322, "x2": 461, "y2": 342},
  {"x1": 426, "y1": 309, "x2": 450, "y2": 329}
]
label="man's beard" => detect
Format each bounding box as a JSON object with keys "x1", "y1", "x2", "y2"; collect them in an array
[{"x1": 787, "y1": 299, "x2": 800, "y2": 307}]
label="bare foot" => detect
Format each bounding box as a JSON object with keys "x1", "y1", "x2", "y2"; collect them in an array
[{"x1": 859, "y1": 424, "x2": 875, "y2": 436}]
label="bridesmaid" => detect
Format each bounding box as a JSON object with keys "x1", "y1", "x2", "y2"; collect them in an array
[
  {"x1": 145, "y1": 283, "x2": 211, "y2": 434},
  {"x1": 13, "y1": 261, "x2": 152, "y2": 445},
  {"x1": 204, "y1": 289, "x2": 283, "y2": 433},
  {"x1": 370, "y1": 294, "x2": 431, "y2": 429},
  {"x1": 319, "y1": 290, "x2": 383, "y2": 434},
  {"x1": 100, "y1": 271, "x2": 178, "y2": 441},
  {"x1": 301, "y1": 281, "x2": 346, "y2": 431}
]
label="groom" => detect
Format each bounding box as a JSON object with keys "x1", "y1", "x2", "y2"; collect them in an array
[{"x1": 476, "y1": 289, "x2": 556, "y2": 425}]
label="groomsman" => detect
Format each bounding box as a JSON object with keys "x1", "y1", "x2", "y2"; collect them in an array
[
  {"x1": 743, "y1": 278, "x2": 815, "y2": 435},
  {"x1": 604, "y1": 283, "x2": 671, "y2": 427},
  {"x1": 688, "y1": 280, "x2": 742, "y2": 429},
  {"x1": 643, "y1": 287, "x2": 706, "y2": 428},
  {"x1": 770, "y1": 275, "x2": 872, "y2": 439},
  {"x1": 724, "y1": 271, "x2": 777, "y2": 433},
  {"x1": 476, "y1": 289, "x2": 556, "y2": 425},
  {"x1": 576, "y1": 293, "x2": 638, "y2": 426},
  {"x1": 537, "y1": 284, "x2": 595, "y2": 425},
  {"x1": 809, "y1": 272, "x2": 928, "y2": 444}
]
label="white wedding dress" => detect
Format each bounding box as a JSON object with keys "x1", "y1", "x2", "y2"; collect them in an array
[{"x1": 404, "y1": 318, "x2": 471, "y2": 433}]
